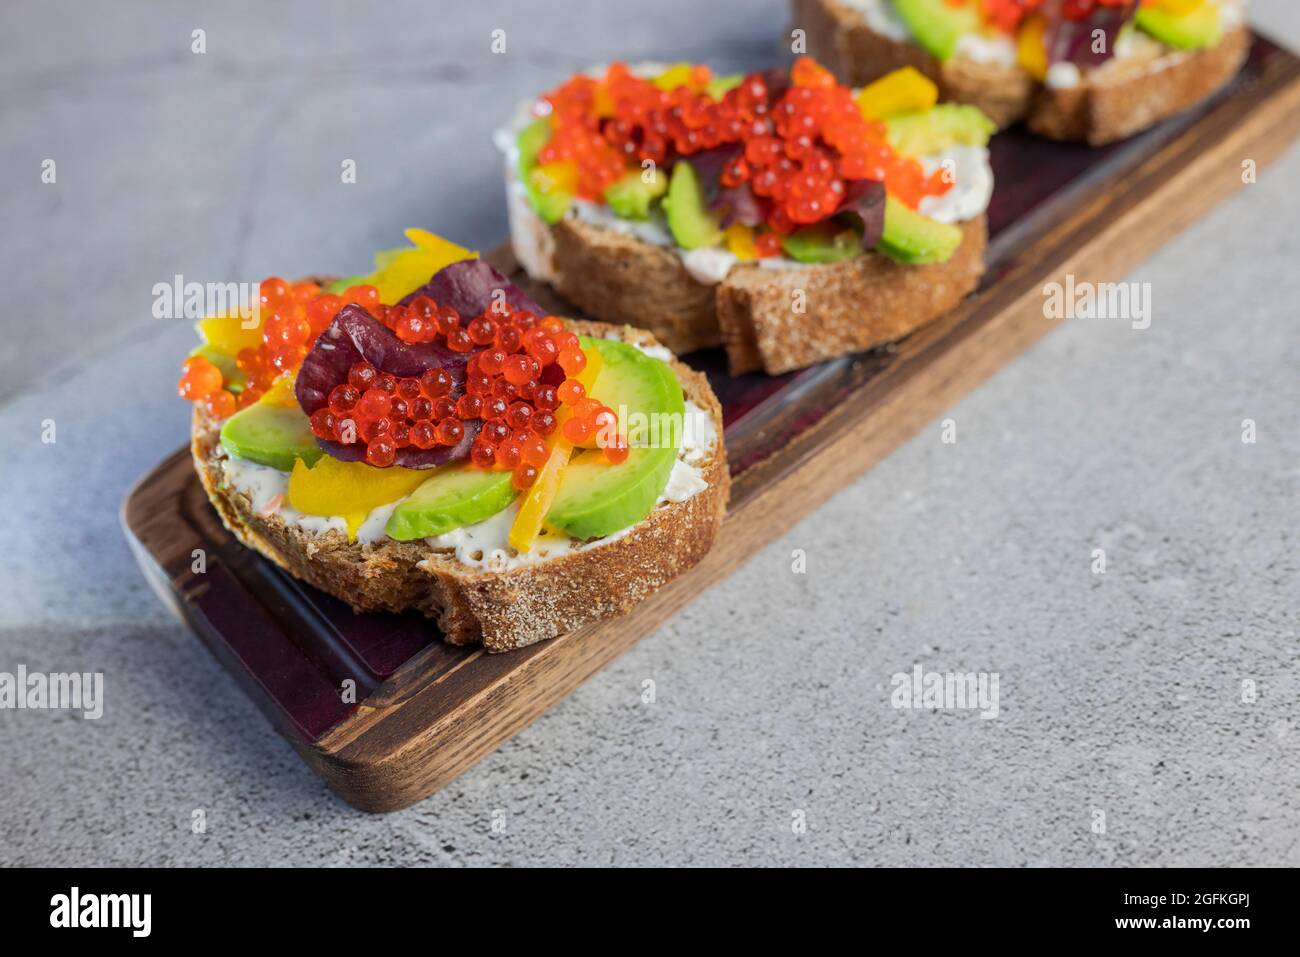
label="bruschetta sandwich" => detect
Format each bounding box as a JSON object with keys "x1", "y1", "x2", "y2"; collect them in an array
[
  {"x1": 499, "y1": 58, "x2": 995, "y2": 375},
  {"x1": 794, "y1": 0, "x2": 1250, "y2": 144},
  {"x1": 175, "y1": 231, "x2": 728, "y2": 652}
]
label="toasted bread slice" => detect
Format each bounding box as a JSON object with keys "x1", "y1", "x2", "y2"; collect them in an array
[
  {"x1": 191, "y1": 320, "x2": 729, "y2": 653},
  {"x1": 794, "y1": 0, "x2": 1249, "y2": 145},
  {"x1": 546, "y1": 214, "x2": 987, "y2": 375}
]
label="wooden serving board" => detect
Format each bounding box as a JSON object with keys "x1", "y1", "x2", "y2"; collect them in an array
[{"x1": 124, "y1": 34, "x2": 1300, "y2": 812}]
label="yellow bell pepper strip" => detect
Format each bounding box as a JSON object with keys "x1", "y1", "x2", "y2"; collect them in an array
[
  {"x1": 197, "y1": 305, "x2": 262, "y2": 357},
  {"x1": 370, "y1": 228, "x2": 476, "y2": 304},
  {"x1": 289, "y1": 455, "x2": 430, "y2": 541},
  {"x1": 1016, "y1": 14, "x2": 1050, "y2": 82},
  {"x1": 257, "y1": 371, "x2": 298, "y2": 408},
  {"x1": 724, "y1": 223, "x2": 758, "y2": 261},
  {"x1": 507, "y1": 347, "x2": 605, "y2": 553},
  {"x1": 856, "y1": 67, "x2": 939, "y2": 121}
]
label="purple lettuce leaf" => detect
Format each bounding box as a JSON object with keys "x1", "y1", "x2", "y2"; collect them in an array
[
  {"x1": 713, "y1": 182, "x2": 766, "y2": 228},
  {"x1": 316, "y1": 419, "x2": 481, "y2": 470},
  {"x1": 295, "y1": 304, "x2": 467, "y2": 416},
  {"x1": 838, "y1": 179, "x2": 886, "y2": 252},
  {"x1": 1046, "y1": 3, "x2": 1138, "y2": 67},
  {"x1": 398, "y1": 258, "x2": 544, "y2": 318}
]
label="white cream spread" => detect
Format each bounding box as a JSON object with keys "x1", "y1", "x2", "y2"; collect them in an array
[
  {"x1": 217, "y1": 343, "x2": 718, "y2": 570},
  {"x1": 917, "y1": 144, "x2": 994, "y2": 225},
  {"x1": 1045, "y1": 62, "x2": 1083, "y2": 90},
  {"x1": 838, "y1": 0, "x2": 912, "y2": 42},
  {"x1": 954, "y1": 31, "x2": 1018, "y2": 67}
]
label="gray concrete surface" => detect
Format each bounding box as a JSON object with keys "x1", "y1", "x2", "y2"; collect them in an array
[{"x1": 0, "y1": 0, "x2": 1296, "y2": 866}]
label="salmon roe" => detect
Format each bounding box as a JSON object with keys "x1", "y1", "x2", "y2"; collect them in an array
[
  {"x1": 309, "y1": 298, "x2": 620, "y2": 478},
  {"x1": 177, "y1": 277, "x2": 379, "y2": 418},
  {"x1": 980, "y1": 0, "x2": 1137, "y2": 32},
  {"x1": 536, "y1": 56, "x2": 951, "y2": 234}
]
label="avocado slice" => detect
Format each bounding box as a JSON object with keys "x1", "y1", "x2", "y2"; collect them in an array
[
  {"x1": 876, "y1": 196, "x2": 964, "y2": 265},
  {"x1": 219, "y1": 401, "x2": 323, "y2": 472},
  {"x1": 1135, "y1": 4, "x2": 1222, "y2": 50},
  {"x1": 706, "y1": 73, "x2": 744, "y2": 99},
  {"x1": 781, "y1": 222, "x2": 861, "y2": 264},
  {"x1": 603, "y1": 167, "x2": 668, "y2": 220},
  {"x1": 893, "y1": 0, "x2": 983, "y2": 61},
  {"x1": 885, "y1": 103, "x2": 998, "y2": 157},
  {"x1": 545, "y1": 337, "x2": 685, "y2": 540},
  {"x1": 662, "y1": 161, "x2": 724, "y2": 249},
  {"x1": 517, "y1": 117, "x2": 572, "y2": 224},
  {"x1": 384, "y1": 464, "x2": 518, "y2": 540}
]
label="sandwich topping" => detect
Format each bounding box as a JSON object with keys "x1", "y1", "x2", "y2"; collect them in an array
[
  {"x1": 502, "y1": 59, "x2": 997, "y2": 284},
  {"x1": 177, "y1": 231, "x2": 715, "y2": 565},
  {"x1": 847, "y1": 0, "x2": 1243, "y2": 89}
]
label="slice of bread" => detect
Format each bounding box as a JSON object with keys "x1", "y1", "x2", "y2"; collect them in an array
[
  {"x1": 794, "y1": 0, "x2": 1250, "y2": 145},
  {"x1": 546, "y1": 215, "x2": 987, "y2": 376},
  {"x1": 191, "y1": 320, "x2": 729, "y2": 653}
]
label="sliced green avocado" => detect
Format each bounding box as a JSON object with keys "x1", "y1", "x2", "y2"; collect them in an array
[
  {"x1": 885, "y1": 103, "x2": 998, "y2": 157},
  {"x1": 385, "y1": 464, "x2": 517, "y2": 540},
  {"x1": 893, "y1": 0, "x2": 983, "y2": 61},
  {"x1": 662, "y1": 161, "x2": 724, "y2": 249},
  {"x1": 603, "y1": 167, "x2": 668, "y2": 220},
  {"x1": 1135, "y1": 4, "x2": 1222, "y2": 50},
  {"x1": 219, "y1": 401, "x2": 323, "y2": 472},
  {"x1": 545, "y1": 337, "x2": 685, "y2": 540},
  {"x1": 876, "y1": 196, "x2": 963, "y2": 265},
  {"x1": 325, "y1": 276, "x2": 366, "y2": 295},
  {"x1": 781, "y1": 222, "x2": 861, "y2": 264},
  {"x1": 188, "y1": 344, "x2": 247, "y2": 393},
  {"x1": 517, "y1": 116, "x2": 572, "y2": 224},
  {"x1": 706, "y1": 73, "x2": 743, "y2": 99}
]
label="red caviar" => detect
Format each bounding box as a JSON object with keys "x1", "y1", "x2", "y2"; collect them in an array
[
  {"x1": 304, "y1": 296, "x2": 616, "y2": 479},
  {"x1": 536, "y1": 56, "x2": 951, "y2": 232}
]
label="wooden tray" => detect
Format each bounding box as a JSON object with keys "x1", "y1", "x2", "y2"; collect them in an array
[{"x1": 123, "y1": 34, "x2": 1300, "y2": 811}]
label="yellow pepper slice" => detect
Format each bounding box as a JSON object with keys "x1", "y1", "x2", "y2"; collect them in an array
[
  {"x1": 856, "y1": 67, "x2": 939, "y2": 121},
  {"x1": 724, "y1": 223, "x2": 758, "y2": 261},
  {"x1": 289, "y1": 455, "x2": 430, "y2": 541},
  {"x1": 369, "y1": 229, "x2": 476, "y2": 305},
  {"x1": 197, "y1": 306, "x2": 262, "y2": 357},
  {"x1": 1017, "y1": 14, "x2": 1050, "y2": 82},
  {"x1": 508, "y1": 347, "x2": 605, "y2": 553}
]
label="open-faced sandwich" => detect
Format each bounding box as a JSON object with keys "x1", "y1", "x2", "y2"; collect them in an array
[
  {"x1": 794, "y1": 0, "x2": 1249, "y2": 144},
  {"x1": 499, "y1": 58, "x2": 993, "y2": 375},
  {"x1": 175, "y1": 231, "x2": 728, "y2": 652}
]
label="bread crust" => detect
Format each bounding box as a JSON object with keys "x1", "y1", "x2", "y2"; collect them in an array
[
  {"x1": 191, "y1": 320, "x2": 729, "y2": 653},
  {"x1": 794, "y1": 0, "x2": 1250, "y2": 144},
  {"x1": 717, "y1": 216, "x2": 986, "y2": 374},
  {"x1": 540, "y1": 214, "x2": 986, "y2": 376}
]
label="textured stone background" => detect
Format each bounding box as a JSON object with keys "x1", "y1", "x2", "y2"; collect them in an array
[{"x1": 1, "y1": 0, "x2": 1296, "y2": 866}]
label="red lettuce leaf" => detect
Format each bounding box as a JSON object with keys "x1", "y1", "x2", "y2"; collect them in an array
[
  {"x1": 398, "y1": 258, "x2": 544, "y2": 317},
  {"x1": 838, "y1": 179, "x2": 886, "y2": 252},
  {"x1": 295, "y1": 304, "x2": 467, "y2": 416},
  {"x1": 1046, "y1": 3, "x2": 1138, "y2": 67}
]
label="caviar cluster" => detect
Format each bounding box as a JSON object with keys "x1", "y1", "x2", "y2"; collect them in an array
[
  {"x1": 536, "y1": 57, "x2": 950, "y2": 238},
  {"x1": 982, "y1": 0, "x2": 1135, "y2": 31},
  {"x1": 177, "y1": 278, "x2": 382, "y2": 417},
  {"x1": 310, "y1": 303, "x2": 627, "y2": 485}
]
